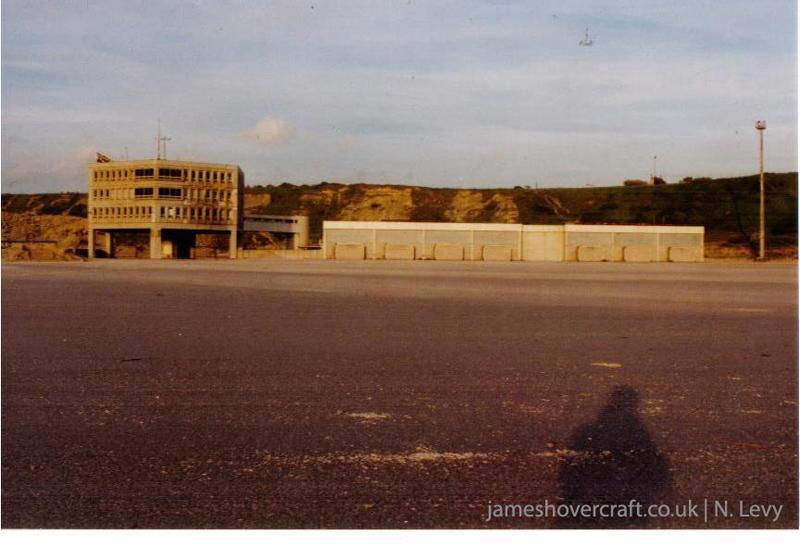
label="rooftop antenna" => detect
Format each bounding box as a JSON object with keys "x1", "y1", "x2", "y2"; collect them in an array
[
  {"x1": 154, "y1": 120, "x2": 171, "y2": 160},
  {"x1": 154, "y1": 121, "x2": 160, "y2": 159},
  {"x1": 579, "y1": 27, "x2": 594, "y2": 47},
  {"x1": 161, "y1": 134, "x2": 172, "y2": 159}
]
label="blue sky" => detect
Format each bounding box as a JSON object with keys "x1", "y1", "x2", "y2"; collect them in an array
[{"x1": 2, "y1": 0, "x2": 797, "y2": 192}]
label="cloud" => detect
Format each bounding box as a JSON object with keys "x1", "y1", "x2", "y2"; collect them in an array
[
  {"x1": 240, "y1": 116, "x2": 294, "y2": 145},
  {"x1": 1, "y1": 1, "x2": 796, "y2": 191}
]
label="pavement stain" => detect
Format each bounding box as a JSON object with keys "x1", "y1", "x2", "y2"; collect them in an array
[
  {"x1": 249, "y1": 447, "x2": 606, "y2": 469},
  {"x1": 257, "y1": 447, "x2": 501, "y2": 466},
  {"x1": 590, "y1": 362, "x2": 622, "y2": 369},
  {"x1": 339, "y1": 411, "x2": 392, "y2": 422}
]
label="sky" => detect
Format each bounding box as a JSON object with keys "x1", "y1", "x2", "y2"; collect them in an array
[{"x1": 1, "y1": 0, "x2": 797, "y2": 192}]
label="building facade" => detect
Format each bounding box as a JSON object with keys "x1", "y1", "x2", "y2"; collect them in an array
[{"x1": 88, "y1": 157, "x2": 244, "y2": 259}]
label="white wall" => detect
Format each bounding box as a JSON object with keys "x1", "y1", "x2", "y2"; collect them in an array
[{"x1": 323, "y1": 221, "x2": 704, "y2": 263}]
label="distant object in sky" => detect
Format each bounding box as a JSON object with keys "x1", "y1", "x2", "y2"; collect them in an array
[{"x1": 579, "y1": 27, "x2": 594, "y2": 47}]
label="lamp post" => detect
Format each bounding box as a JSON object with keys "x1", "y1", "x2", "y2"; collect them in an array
[
  {"x1": 650, "y1": 155, "x2": 657, "y2": 185},
  {"x1": 755, "y1": 120, "x2": 766, "y2": 260}
]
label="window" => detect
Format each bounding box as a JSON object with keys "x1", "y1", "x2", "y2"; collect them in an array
[
  {"x1": 158, "y1": 187, "x2": 182, "y2": 199},
  {"x1": 158, "y1": 168, "x2": 183, "y2": 179},
  {"x1": 135, "y1": 187, "x2": 154, "y2": 198},
  {"x1": 135, "y1": 168, "x2": 154, "y2": 179}
]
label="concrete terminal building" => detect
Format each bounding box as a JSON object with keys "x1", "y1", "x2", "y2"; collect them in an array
[
  {"x1": 87, "y1": 154, "x2": 311, "y2": 258},
  {"x1": 88, "y1": 155, "x2": 244, "y2": 259}
]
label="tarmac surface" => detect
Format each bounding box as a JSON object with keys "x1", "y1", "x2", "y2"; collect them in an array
[{"x1": 2, "y1": 259, "x2": 797, "y2": 528}]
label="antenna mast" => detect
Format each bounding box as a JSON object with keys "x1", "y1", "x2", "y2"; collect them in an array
[{"x1": 154, "y1": 120, "x2": 172, "y2": 160}]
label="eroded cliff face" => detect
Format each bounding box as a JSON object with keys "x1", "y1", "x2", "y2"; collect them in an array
[
  {"x1": 336, "y1": 187, "x2": 415, "y2": 221},
  {"x1": 244, "y1": 184, "x2": 519, "y2": 224},
  {"x1": 443, "y1": 190, "x2": 519, "y2": 223},
  {"x1": 1, "y1": 212, "x2": 87, "y2": 261}
]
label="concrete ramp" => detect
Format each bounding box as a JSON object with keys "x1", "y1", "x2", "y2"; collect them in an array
[
  {"x1": 384, "y1": 244, "x2": 415, "y2": 260},
  {"x1": 482, "y1": 245, "x2": 513, "y2": 261},
  {"x1": 433, "y1": 244, "x2": 464, "y2": 261},
  {"x1": 334, "y1": 243, "x2": 366, "y2": 260}
]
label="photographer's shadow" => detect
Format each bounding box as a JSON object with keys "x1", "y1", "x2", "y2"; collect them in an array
[{"x1": 556, "y1": 385, "x2": 672, "y2": 528}]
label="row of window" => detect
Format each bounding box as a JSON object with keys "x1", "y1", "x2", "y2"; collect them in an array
[
  {"x1": 90, "y1": 206, "x2": 234, "y2": 223},
  {"x1": 159, "y1": 187, "x2": 182, "y2": 198},
  {"x1": 92, "y1": 187, "x2": 233, "y2": 202},
  {"x1": 93, "y1": 167, "x2": 235, "y2": 184}
]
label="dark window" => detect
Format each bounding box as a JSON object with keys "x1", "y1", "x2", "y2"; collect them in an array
[
  {"x1": 135, "y1": 187, "x2": 154, "y2": 198},
  {"x1": 135, "y1": 168, "x2": 154, "y2": 178},
  {"x1": 158, "y1": 168, "x2": 183, "y2": 179},
  {"x1": 158, "y1": 187, "x2": 182, "y2": 199}
]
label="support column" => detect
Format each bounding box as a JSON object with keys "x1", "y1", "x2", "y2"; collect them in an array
[
  {"x1": 295, "y1": 217, "x2": 309, "y2": 248},
  {"x1": 293, "y1": 231, "x2": 309, "y2": 249},
  {"x1": 150, "y1": 228, "x2": 162, "y2": 259},
  {"x1": 103, "y1": 231, "x2": 113, "y2": 258},
  {"x1": 88, "y1": 228, "x2": 95, "y2": 259},
  {"x1": 229, "y1": 229, "x2": 238, "y2": 259}
]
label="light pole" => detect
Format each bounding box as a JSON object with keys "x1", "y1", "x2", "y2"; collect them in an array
[
  {"x1": 755, "y1": 120, "x2": 766, "y2": 260},
  {"x1": 650, "y1": 155, "x2": 657, "y2": 185}
]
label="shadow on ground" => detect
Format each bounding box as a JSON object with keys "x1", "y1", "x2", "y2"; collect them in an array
[{"x1": 556, "y1": 385, "x2": 672, "y2": 528}]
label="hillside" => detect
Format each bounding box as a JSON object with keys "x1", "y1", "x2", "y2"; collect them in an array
[{"x1": 2, "y1": 173, "x2": 797, "y2": 260}]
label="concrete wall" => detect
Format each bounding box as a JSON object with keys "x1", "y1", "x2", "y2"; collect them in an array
[
  {"x1": 521, "y1": 226, "x2": 565, "y2": 261},
  {"x1": 564, "y1": 225, "x2": 704, "y2": 263},
  {"x1": 323, "y1": 221, "x2": 524, "y2": 261},
  {"x1": 323, "y1": 221, "x2": 704, "y2": 263}
]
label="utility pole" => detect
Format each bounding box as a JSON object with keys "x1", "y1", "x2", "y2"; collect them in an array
[
  {"x1": 755, "y1": 120, "x2": 766, "y2": 260},
  {"x1": 650, "y1": 155, "x2": 657, "y2": 185}
]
